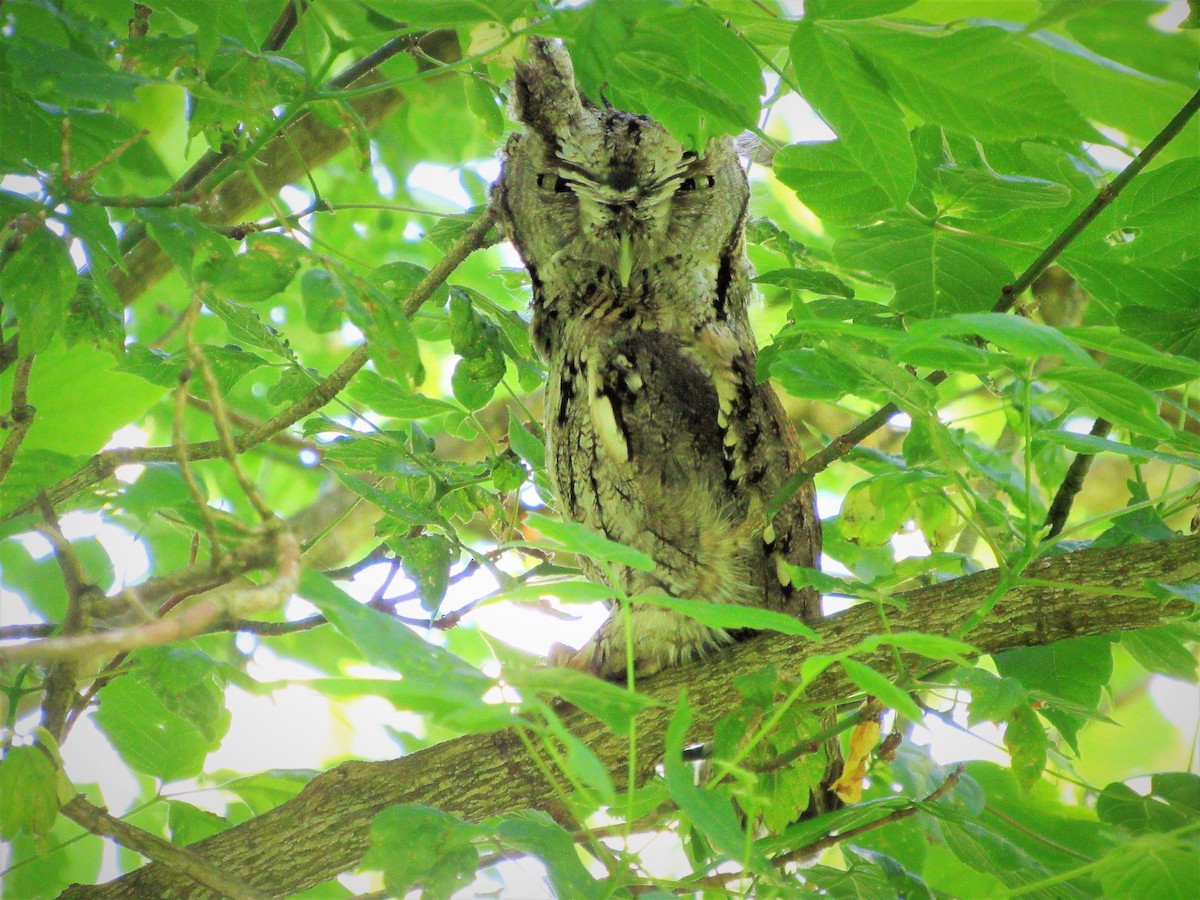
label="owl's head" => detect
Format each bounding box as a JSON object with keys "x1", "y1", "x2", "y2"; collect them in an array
[{"x1": 493, "y1": 38, "x2": 749, "y2": 297}]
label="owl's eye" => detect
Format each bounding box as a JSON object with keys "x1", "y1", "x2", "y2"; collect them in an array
[
  {"x1": 678, "y1": 174, "x2": 716, "y2": 192},
  {"x1": 537, "y1": 173, "x2": 573, "y2": 193}
]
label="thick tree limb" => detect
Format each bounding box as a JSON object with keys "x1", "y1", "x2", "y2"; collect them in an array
[{"x1": 62, "y1": 532, "x2": 1200, "y2": 898}]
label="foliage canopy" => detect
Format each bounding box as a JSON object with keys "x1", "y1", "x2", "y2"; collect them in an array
[{"x1": 1, "y1": 0, "x2": 1199, "y2": 897}]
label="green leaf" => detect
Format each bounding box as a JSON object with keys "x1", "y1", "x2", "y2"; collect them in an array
[
  {"x1": 0, "y1": 745, "x2": 61, "y2": 846},
  {"x1": 93, "y1": 675, "x2": 212, "y2": 781},
  {"x1": 1097, "y1": 774, "x2": 1200, "y2": 834},
  {"x1": 538, "y1": 711, "x2": 617, "y2": 805},
  {"x1": 361, "y1": 0, "x2": 532, "y2": 28},
  {"x1": 206, "y1": 293, "x2": 296, "y2": 358},
  {"x1": 754, "y1": 267, "x2": 855, "y2": 298},
  {"x1": 507, "y1": 411, "x2": 545, "y2": 470},
  {"x1": 1003, "y1": 705, "x2": 1048, "y2": 792},
  {"x1": 664, "y1": 693, "x2": 769, "y2": 870},
  {"x1": 913, "y1": 313, "x2": 1092, "y2": 364},
  {"x1": 570, "y1": 1, "x2": 762, "y2": 146},
  {"x1": 790, "y1": 22, "x2": 916, "y2": 208},
  {"x1": 1062, "y1": 326, "x2": 1200, "y2": 383},
  {"x1": 525, "y1": 513, "x2": 655, "y2": 572},
  {"x1": 493, "y1": 811, "x2": 605, "y2": 900},
  {"x1": 995, "y1": 636, "x2": 1113, "y2": 751},
  {"x1": 204, "y1": 234, "x2": 303, "y2": 303},
  {"x1": 840, "y1": 658, "x2": 924, "y2": 722},
  {"x1": 835, "y1": 221, "x2": 1013, "y2": 317},
  {"x1": 954, "y1": 668, "x2": 1028, "y2": 726},
  {"x1": 1098, "y1": 835, "x2": 1200, "y2": 900},
  {"x1": 216, "y1": 769, "x2": 316, "y2": 816},
  {"x1": 451, "y1": 350, "x2": 506, "y2": 411},
  {"x1": 299, "y1": 569, "x2": 490, "y2": 695},
  {"x1": 61, "y1": 281, "x2": 124, "y2": 354},
  {"x1": 300, "y1": 269, "x2": 346, "y2": 334},
  {"x1": 841, "y1": 26, "x2": 1091, "y2": 141},
  {"x1": 0, "y1": 227, "x2": 78, "y2": 355},
  {"x1": 361, "y1": 805, "x2": 478, "y2": 899},
  {"x1": 857, "y1": 632, "x2": 977, "y2": 664},
  {"x1": 391, "y1": 533, "x2": 454, "y2": 614},
  {"x1": 1122, "y1": 627, "x2": 1199, "y2": 683},
  {"x1": 1043, "y1": 365, "x2": 1173, "y2": 441},
  {"x1": 329, "y1": 471, "x2": 445, "y2": 529},
  {"x1": 938, "y1": 818, "x2": 1056, "y2": 893},
  {"x1": 447, "y1": 290, "x2": 506, "y2": 410},
  {"x1": 806, "y1": 0, "x2": 918, "y2": 19},
  {"x1": 8, "y1": 37, "x2": 147, "y2": 103},
  {"x1": 636, "y1": 593, "x2": 821, "y2": 641},
  {"x1": 167, "y1": 801, "x2": 230, "y2": 846},
  {"x1": 1036, "y1": 432, "x2": 1200, "y2": 469},
  {"x1": 840, "y1": 470, "x2": 951, "y2": 546},
  {"x1": 349, "y1": 369, "x2": 457, "y2": 420},
  {"x1": 774, "y1": 140, "x2": 894, "y2": 224},
  {"x1": 489, "y1": 580, "x2": 614, "y2": 605},
  {"x1": 137, "y1": 208, "x2": 232, "y2": 285},
  {"x1": 507, "y1": 667, "x2": 653, "y2": 736},
  {"x1": 116, "y1": 343, "x2": 268, "y2": 398}
]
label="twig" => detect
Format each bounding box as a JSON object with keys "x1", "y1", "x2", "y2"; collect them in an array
[
  {"x1": 186, "y1": 394, "x2": 317, "y2": 453},
  {"x1": 769, "y1": 84, "x2": 1200, "y2": 515},
  {"x1": 1041, "y1": 417, "x2": 1113, "y2": 540},
  {"x1": 172, "y1": 333, "x2": 224, "y2": 567},
  {"x1": 7, "y1": 205, "x2": 497, "y2": 521},
  {"x1": 1044, "y1": 417, "x2": 1112, "y2": 539},
  {"x1": 60, "y1": 795, "x2": 271, "y2": 900},
  {"x1": 262, "y1": 0, "x2": 308, "y2": 53},
  {"x1": 230, "y1": 556, "x2": 486, "y2": 636},
  {"x1": 403, "y1": 208, "x2": 497, "y2": 317},
  {"x1": 111, "y1": 28, "x2": 444, "y2": 271},
  {"x1": 120, "y1": 4, "x2": 152, "y2": 72},
  {"x1": 0, "y1": 354, "x2": 36, "y2": 485},
  {"x1": 34, "y1": 495, "x2": 96, "y2": 740},
  {"x1": 0, "y1": 531, "x2": 301, "y2": 667},
  {"x1": 771, "y1": 763, "x2": 966, "y2": 869},
  {"x1": 74, "y1": 190, "x2": 202, "y2": 209},
  {"x1": 0, "y1": 623, "x2": 56, "y2": 640},
  {"x1": 5, "y1": 343, "x2": 369, "y2": 519},
  {"x1": 754, "y1": 702, "x2": 879, "y2": 774},
  {"x1": 187, "y1": 297, "x2": 277, "y2": 523},
  {"x1": 321, "y1": 543, "x2": 392, "y2": 580}
]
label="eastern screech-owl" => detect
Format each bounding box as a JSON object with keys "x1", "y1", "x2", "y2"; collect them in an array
[{"x1": 493, "y1": 38, "x2": 821, "y2": 679}]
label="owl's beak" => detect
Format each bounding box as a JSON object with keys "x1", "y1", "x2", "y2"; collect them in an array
[{"x1": 617, "y1": 229, "x2": 634, "y2": 288}]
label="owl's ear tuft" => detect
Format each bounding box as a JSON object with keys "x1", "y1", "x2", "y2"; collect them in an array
[{"x1": 510, "y1": 37, "x2": 585, "y2": 143}]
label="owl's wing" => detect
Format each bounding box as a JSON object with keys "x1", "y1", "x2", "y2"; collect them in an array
[{"x1": 697, "y1": 331, "x2": 822, "y2": 621}]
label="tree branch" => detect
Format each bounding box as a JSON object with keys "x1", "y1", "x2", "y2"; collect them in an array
[
  {"x1": 1044, "y1": 417, "x2": 1112, "y2": 538},
  {"x1": 4, "y1": 343, "x2": 368, "y2": 520},
  {"x1": 0, "y1": 354, "x2": 36, "y2": 485},
  {"x1": 60, "y1": 796, "x2": 270, "y2": 900},
  {"x1": 0, "y1": 531, "x2": 301, "y2": 668},
  {"x1": 110, "y1": 31, "x2": 461, "y2": 308},
  {"x1": 63, "y1": 532, "x2": 1200, "y2": 898},
  {"x1": 7, "y1": 203, "x2": 495, "y2": 522},
  {"x1": 769, "y1": 84, "x2": 1200, "y2": 515}
]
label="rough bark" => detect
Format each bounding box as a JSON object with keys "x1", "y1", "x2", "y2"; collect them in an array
[{"x1": 63, "y1": 531, "x2": 1200, "y2": 898}]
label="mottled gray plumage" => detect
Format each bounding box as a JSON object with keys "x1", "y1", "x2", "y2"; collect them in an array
[{"x1": 492, "y1": 38, "x2": 821, "y2": 679}]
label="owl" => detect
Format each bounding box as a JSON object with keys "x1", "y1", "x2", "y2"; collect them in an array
[{"x1": 492, "y1": 38, "x2": 822, "y2": 680}]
